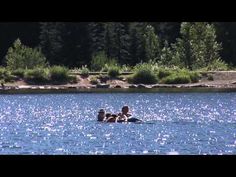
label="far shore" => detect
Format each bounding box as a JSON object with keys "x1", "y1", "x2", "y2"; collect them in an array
[{"x1": 1, "y1": 71, "x2": 236, "y2": 94}]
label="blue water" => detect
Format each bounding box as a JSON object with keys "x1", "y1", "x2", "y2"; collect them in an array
[{"x1": 0, "y1": 93, "x2": 235, "y2": 155}]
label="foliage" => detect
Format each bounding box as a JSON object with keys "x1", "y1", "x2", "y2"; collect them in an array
[
  {"x1": 24, "y1": 68, "x2": 49, "y2": 83},
  {"x1": 6, "y1": 39, "x2": 47, "y2": 70},
  {"x1": 80, "y1": 65, "x2": 90, "y2": 77},
  {"x1": 49, "y1": 66, "x2": 69, "y2": 82},
  {"x1": 129, "y1": 66, "x2": 158, "y2": 84},
  {"x1": 108, "y1": 66, "x2": 120, "y2": 78}
]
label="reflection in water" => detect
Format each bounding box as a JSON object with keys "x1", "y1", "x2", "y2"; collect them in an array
[{"x1": 0, "y1": 93, "x2": 235, "y2": 154}]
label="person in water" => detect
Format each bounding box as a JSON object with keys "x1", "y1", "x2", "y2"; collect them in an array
[
  {"x1": 97, "y1": 109, "x2": 106, "y2": 121},
  {"x1": 105, "y1": 113, "x2": 118, "y2": 123},
  {"x1": 117, "y1": 106, "x2": 132, "y2": 121}
]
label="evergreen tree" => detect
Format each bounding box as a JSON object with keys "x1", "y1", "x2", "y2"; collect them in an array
[
  {"x1": 113, "y1": 22, "x2": 130, "y2": 64},
  {"x1": 129, "y1": 22, "x2": 146, "y2": 65},
  {"x1": 62, "y1": 22, "x2": 90, "y2": 67},
  {"x1": 104, "y1": 23, "x2": 117, "y2": 59},
  {"x1": 88, "y1": 22, "x2": 106, "y2": 56},
  {"x1": 6, "y1": 38, "x2": 47, "y2": 70},
  {"x1": 39, "y1": 22, "x2": 65, "y2": 65},
  {"x1": 143, "y1": 25, "x2": 161, "y2": 62},
  {"x1": 214, "y1": 22, "x2": 236, "y2": 65},
  {"x1": 160, "y1": 40, "x2": 173, "y2": 66},
  {"x1": 173, "y1": 22, "x2": 222, "y2": 70}
]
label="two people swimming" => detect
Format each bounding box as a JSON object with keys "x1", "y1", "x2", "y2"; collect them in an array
[{"x1": 97, "y1": 106, "x2": 133, "y2": 123}]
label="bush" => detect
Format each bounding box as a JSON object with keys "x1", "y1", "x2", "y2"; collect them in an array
[
  {"x1": 0, "y1": 67, "x2": 7, "y2": 80},
  {"x1": 129, "y1": 68, "x2": 158, "y2": 84},
  {"x1": 134, "y1": 61, "x2": 159, "y2": 73},
  {"x1": 161, "y1": 74, "x2": 191, "y2": 84},
  {"x1": 24, "y1": 68, "x2": 49, "y2": 83},
  {"x1": 101, "y1": 59, "x2": 119, "y2": 72},
  {"x1": 12, "y1": 69, "x2": 25, "y2": 78},
  {"x1": 0, "y1": 67, "x2": 16, "y2": 82},
  {"x1": 91, "y1": 51, "x2": 107, "y2": 71},
  {"x1": 68, "y1": 75, "x2": 78, "y2": 84},
  {"x1": 49, "y1": 66, "x2": 69, "y2": 83},
  {"x1": 6, "y1": 38, "x2": 47, "y2": 70},
  {"x1": 206, "y1": 59, "x2": 228, "y2": 71},
  {"x1": 208, "y1": 75, "x2": 214, "y2": 81},
  {"x1": 189, "y1": 71, "x2": 201, "y2": 83},
  {"x1": 157, "y1": 68, "x2": 173, "y2": 79},
  {"x1": 4, "y1": 74, "x2": 16, "y2": 83},
  {"x1": 108, "y1": 66, "x2": 120, "y2": 78},
  {"x1": 80, "y1": 65, "x2": 90, "y2": 78},
  {"x1": 90, "y1": 76, "x2": 99, "y2": 85},
  {"x1": 120, "y1": 65, "x2": 132, "y2": 72}
]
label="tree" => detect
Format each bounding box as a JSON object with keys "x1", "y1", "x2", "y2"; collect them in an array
[
  {"x1": 160, "y1": 40, "x2": 173, "y2": 66},
  {"x1": 62, "y1": 22, "x2": 90, "y2": 67},
  {"x1": 214, "y1": 22, "x2": 236, "y2": 65},
  {"x1": 150, "y1": 22, "x2": 181, "y2": 44},
  {"x1": 6, "y1": 38, "x2": 47, "y2": 70},
  {"x1": 88, "y1": 22, "x2": 106, "y2": 56},
  {"x1": 39, "y1": 22, "x2": 65, "y2": 65},
  {"x1": 0, "y1": 22, "x2": 40, "y2": 65},
  {"x1": 173, "y1": 22, "x2": 222, "y2": 70},
  {"x1": 143, "y1": 25, "x2": 161, "y2": 62},
  {"x1": 129, "y1": 22, "x2": 146, "y2": 65},
  {"x1": 113, "y1": 22, "x2": 130, "y2": 64}
]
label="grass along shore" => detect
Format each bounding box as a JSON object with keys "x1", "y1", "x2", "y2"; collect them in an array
[{"x1": 1, "y1": 70, "x2": 236, "y2": 93}]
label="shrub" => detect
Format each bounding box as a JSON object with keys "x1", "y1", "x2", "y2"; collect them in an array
[
  {"x1": 108, "y1": 66, "x2": 120, "y2": 78},
  {"x1": 24, "y1": 68, "x2": 49, "y2": 83},
  {"x1": 161, "y1": 74, "x2": 191, "y2": 84},
  {"x1": 157, "y1": 68, "x2": 173, "y2": 79},
  {"x1": 208, "y1": 75, "x2": 214, "y2": 81},
  {"x1": 101, "y1": 59, "x2": 119, "y2": 72},
  {"x1": 206, "y1": 59, "x2": 228, "y2": 71},
  {"x1": 134, "y1": 61, "x2": 159, "y2": 73},
  {"x1": 120, "y1": 65, "x2": 132, "y2": 72},
  {"x1": 80, "y1": 65, "x2": 90, "y2": 78},
  {"x1": 68, "y1": 75, "x2": 78, "y2": 84},
  {"x1": 0, "y1": 67, "x2": 7, "y2": 80},
  {"x1": 189, "y1": 71, "x2": 201, "y2": 83},
  {"x1": 90, "y1": 76, "x2": 99, "y2": 85},
  {"x1": 12, "y1": 68, "x2": 25, "y2": 78},
  {"x1": 0, "y1": 67, "x2": 16, "y2": 82},
  {"x1": 4, "y1": 74, "x2": 16, "y2": 83},
  {"x1": 91, "y1": 51, "x2": 106, "y2": 71},
  {"x1": 49, "y1": 66, "x2": 69, "y2": 83},
  {"x1": 6, "y1": 38, "x2": 47, "y2": 70},
  {"x1": 130, "y1": 68, "x2": 158, "y2": 84}
]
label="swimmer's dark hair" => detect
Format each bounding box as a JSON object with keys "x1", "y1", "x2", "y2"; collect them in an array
[{"x1": 122, "y1": 106, "x2": 129, "y2": 111}]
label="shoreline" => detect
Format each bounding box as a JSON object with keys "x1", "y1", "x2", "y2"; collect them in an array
[
  {"x1": 1, "y1": 84, "x2": 236, "y2": 94},
  {"x1": 1, "y1": 71, "x2": 236, "y2": 94}
]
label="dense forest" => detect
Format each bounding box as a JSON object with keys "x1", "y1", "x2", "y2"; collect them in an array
[{"x1": 0, "y1": 22, "x2": 236, "y2": 69}]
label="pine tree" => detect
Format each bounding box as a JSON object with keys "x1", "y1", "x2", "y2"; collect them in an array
[
  {"x1": 88, "y1": 22, "x2": 106, "y2": 56},
  {"x1": 62, "y1": 22, "x2": 90, "y2": 67},
  {"x1": 214, "y1": 22, "x2": 236, "y2": 65},
  {"x1": 129, "y1": 22, "x2": 146, "y2": 65},
  {"x1": 160, "y1": 40, "x2": 173, "y2": 66},
  {"x1": 104, "y1": 23, "x2": 116, "y2": 59},
  {"x1": 173, "y1": 22, "x2": 222, "y2": 70},
  {"x1": 143, "y1": 25, "x2": 161, "y2": 62},
  {"x1": 39, "y1": 22, "x2": 65, "y2": 65},
  {"x1": 113, "y1": 22, "x2": 130, "y2": 64},
  {"x1": 6, "y1": 38, "x2": 47, "y2": 70},
  {"x1": 203, "y1": 24, "x2": 222, "y2": 65}
]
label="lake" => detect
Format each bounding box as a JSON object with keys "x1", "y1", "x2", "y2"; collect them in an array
[{"x1": 0, "y1": 92, "x2": 235, "y2": 155}]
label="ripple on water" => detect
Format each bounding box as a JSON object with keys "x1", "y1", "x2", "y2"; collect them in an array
[{"x1": 0, "y1": 93, "x2": 235, "y2": 154}]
